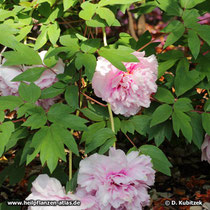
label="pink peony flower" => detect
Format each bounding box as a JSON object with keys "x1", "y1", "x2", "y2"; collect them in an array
[
  {"x1": 201, "y1": 134, "x2": 210, "y2": 164},
  {"x1": 198, "y1": 13, "x2": 210, "y2": 25},
  {"x1": 76, "y1": 147, "x2": 155, "y2": 210},
  {"x1": 26, "y1": 174, "x2": 96, "y2": 210},
  {"x1": 92, "y1": 51, "x2": 158, "y2": 117},
  {"x1": 0, "y1": 65, "x2": 22, "y2": 96},
  {"x1": 0, "y1": 51, "x2": 64, "y2": 109}
]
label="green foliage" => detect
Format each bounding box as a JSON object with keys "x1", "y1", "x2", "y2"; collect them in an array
[
  {"x1": 154, "y1": 87, "x2": 175, "y2": 104},
  {"x1": 161, "y1": 20, "x2": 185, "y2": 48},
  {"x1": 156, "y1": 0, "x2": 183, "y2": 16},
  {"x1": 19, "y1": 82, "x2": 41, "y2": 103},
  {"x1": 3, "y1": 44, "x2": 42, "y2": 65},
  {"x1": 0, "y1": 0, "x2": 209, "y2": 187},
  {"x1": 150, "y1": 104, "x2": 173, "y2": 127},
  {"x1": 12, "y1": 67, "x2": 46, "y2": 82},
  {"x1": 0, "y1": 122, "x2": 15, "y2": 156},
  {"x1": 27, "y1": 125, "x2": 66, "y2": 173},
  {"x1": 85, "y1": 128, "x2": 115, "y2": 153},
  {"x1": 98, "y1": 46, "x2": 138, "y2": 71},
  {"x1": 140, "y1": 145, "x2": 172, "y2": 176},
  {"x1": 172, "y1": 110, "x2": 192, "y2": 142}
]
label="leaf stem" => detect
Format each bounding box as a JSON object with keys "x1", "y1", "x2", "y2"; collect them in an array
[
  {"x1": 69, "y1": 148, "x2": 73, "y2": 181},
  {"x1": 108, "y1": 103, "x2": 116, "y2": 148},
  {"x1": 102, "y1": 27, "x2": 107, "y2": 47}
]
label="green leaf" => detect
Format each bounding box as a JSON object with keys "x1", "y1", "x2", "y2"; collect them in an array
[
  {"x1": 188, "y1": 29, "x2": 200, "y2": 59},
  {"x1": 158, "y1": 59, "x2": 178, "y2": 78},
  {"x1": 162, "y1": 20, "x2": 185, "y2": 48},
  {"x1": 40, "y1": 86, "x2": 65, "y2": 99},
  {"x1": 0, "y1": 122, "x2": 15, "y2": 156},
  {"x1": 98, "y1": 46, "x2": 138, "y2": 71},
  {"x1": 22, "y1": 107, "x2": 47, "y2": 129},
  {"x1": 158, "y1": 50, "x2": 184, "y2": 60},
  {"x1": 182, "y1": 9, "x2": 200, "y2": 28},
  {"x1": 96, "y1": 7, "x2": 115, "y2": 26},
  {"x1": 81, "y1": 108, "x2": 108, "y2": 121},
  {"x1": 121, "y1": 120, "x2": 135, "y2": 134},
  {"x1": 12, "y1": 67, "x2": 46, "y2": 82},
  {"x1": 0, "y1": 24, "x2": 19, "y2": 49},
  {"x1": 59, "y1": 35, "x2": 80, "y2": 55},
  {"x1": 37, "y1": 0, "x2": 56, "y2": 6},
  {"x1": 204, "y1": 99, "x2": 210, "y2": 112},
  {"x1": 155, "y1": 0, "x2": 183, "y2": 16},
  {"x1": 48, "y1": 104, "x2": 87, "y2": 131},
  {"x1": 6, "y1": 127, "x2": 29, "y2": 152},
  {"x1": 27, "y1": 125, "x2": 66, "y2": 173},
  {"x1": 172, "y1": 110, "x2": 192, "y2": 142},
  {"x1": 130, "y1": 2, "x2": 157, "y2": 15},
  {"x1": 79, "y1": 2, "x2": 97, "y2": 20},
  {"x1": 140, "y1": 145, "x2": 172, "y2": 176},
  {"x1": 48, "y1": 23, "x2": 61, "y2": 45},
  {"x1": 86, "y1": 15, "x2": 121, "y2": 27},
  {"x1": 65, "y1": 85, "x2": 78, "y2": 110},
  {"x1": 202, "y1": 113, "x2": 210, "y2": 135},
  {"x1": 196, "y1": 54, "x2": 210, "y2": 80},
  {"x1": 63, "y1": 0, "x2": 78, "y2": 11},
  {"x1": 0, "y1": 96, "x2": 23, "y2": 110},
  {"x1": 107, "y1": 117, "x2": 121, "y2": 134},
  {"x1": 85, "y1": 128, "x2": 115, "y2": 153},
  {"x1": 174, "y1": 58, "x2": 204, "y2": 97},
  {"x1": 0, "y1": 111, "x2": 4, "y2": 123},
  {"x1": 81, "y1": 121, "x2": 106, "y2": 144},
  {"x1": 3, "y1": 44, "x2": 42, "y2": 66},
  {"x1": 52, "y1": 124, "x2": 79, "y2": 156},
  {"x1": 17, "y1": 103, "x2": 37, "y2": 118},
  {"x1": 99, "y1": 0, "x2": 140, "y2": 6},
  {"x1": 180, "y1": 0, "x2": 206, "y2": 9},
  {"x1": 150, "y1": 104, "x2": 172, "y2": 127},
  {"x1": 16, "y1": 25, "x2": 33, "y2": 42},
  {"x1": 131, "y1": 115, "x2": 151, "y2": 136},
  {"x1": 18, "y1": 83, "x2": 41, "y2": 103},
  {"x1": 98, "y1": 137, "x2": 116, "y2": 154},
  {"x1": 66, "y1": 170, "x2": 78, "y2": 193},
  {"x1": 34, "y1": 26, "x2": 48, "y2": 50},
  {"x1": 194, "y1": 25, "x2": 210, "y2": 46},
  {"x1": 81, "y1": 39, "x2": 100, "y2": 53},
  {"x1": 173, "y1": 98, "x2": 193, "y2": 112},
  {"x1": 135, "y1": 30, "x2": 151, "y2": 50},
  {"x1": 188, "y1": 112, "x2": 203, "y2": 149},
  {"x1": 154, "y1": 87, "x2": 175, "y2": 104},
  {"x1": 75, "y1": 52, "x2": 96, "y2": 81},
  {"x1": 148, "y1": 121, "x2": 172, "y2": 147}
]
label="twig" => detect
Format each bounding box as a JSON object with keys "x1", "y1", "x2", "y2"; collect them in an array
[
  {"x1": 80, "y1": 91, "x2": 108, "y2": 107},
  {"x1": 137, "y1": 35, "x2": 164, "y2": 52},
  {"x1": 42, "y1": 64, "x2": 57, "y2": 75},
  {"x1": 57, "y1": 20, "x2": 84, "y2": 24},
  {"x1": 12, "y1": 118, "x2": 25, "y2": 123},
  {"x1": 124, "y1": 133, "x2": 137, "y2": 148}
]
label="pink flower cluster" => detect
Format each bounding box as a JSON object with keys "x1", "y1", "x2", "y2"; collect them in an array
[
  {"x1": 26, "y1": 174, "x2": 96, "y2": 210},
  {"x1": 27, "y1": 148, "x2": 155, "y2": 210},
  {"x1": 201, "y1": 134, "x2": 210, "y2": 164},
  {"x1": 0, "y1": 51, "x2": 64, "y2": 109},
  {"x1": 92, "y1": 51, "x2": 158, "y2": 117}
]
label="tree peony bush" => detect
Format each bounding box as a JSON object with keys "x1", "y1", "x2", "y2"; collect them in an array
[
  {"x1": 92, "y1": 52, "x2": 158, "y2": 117},
  {"x1": 0, "y1": 0, "x2": 209, "y2": 209}
]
